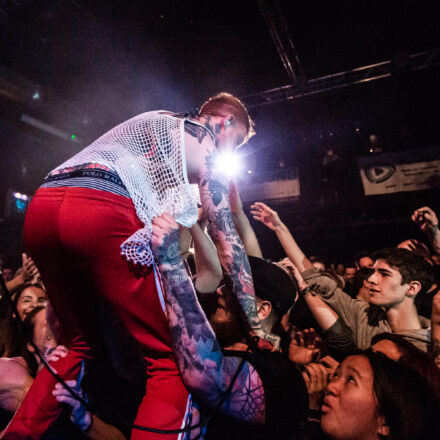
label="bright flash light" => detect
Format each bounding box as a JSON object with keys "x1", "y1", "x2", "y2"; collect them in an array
[{"x1": 214, "y1": 151, "x2": 242, "y2": 177}]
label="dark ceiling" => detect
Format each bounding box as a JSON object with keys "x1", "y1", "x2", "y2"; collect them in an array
[{"x1": 0, "y1": 0, "x2": 439, "y2": 202}]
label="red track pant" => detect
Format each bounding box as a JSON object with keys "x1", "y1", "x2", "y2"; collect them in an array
[{"x1": 4, "y1": 187, "x2": 191, "y2": 439}]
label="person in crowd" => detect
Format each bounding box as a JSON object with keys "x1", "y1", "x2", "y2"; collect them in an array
[
  {"x1": 345, "y1": 268, "x2": 373, "y2": 302},
  {"x1": 0, "y1": 283, "x2": 47, "y2": 369},
  {"x1": 353, "y1": 251, "x2": 374, "y2": 270},
  {"x1": 150, "y1": 212, "x2": 309, "y2": 439},
  {"x1": 370, "y1": 332, "x2": 440, "y2": 394},
  {"x1": 0, "y1": 306, "x2": 56, "y2": 432},
  {"x1": 0, "y1": 305, "x2": 135, "y2": 439},
  {"x1": 335, "y1": 264, "x2": 345, "y2": 277},
  {"x1": 0, "y1": 254, "x2": 40, "y2": 298},
  {"x1": 309, "y1": 257, "x2": 326, "y2": 273},
  {"x1": 5, "y1": 93, "x2": 270, "y2": 440},
  {"x1": 320, "y1": 351, "x2": 436, "y2": 440},
  {"x1": 412, "y1": 206, "x2": 440, "y2": 257},
  {"x1": 251, "y1": 202, "x2": 434, "y2": 352},
  {"x1": 342, "y1": 264, "x2": 356, "y2": 297}
]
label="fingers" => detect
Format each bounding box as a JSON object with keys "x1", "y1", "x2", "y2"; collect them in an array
[
  {"x1": 304, "y1": 363, "x2": 330, "y2": 392},
  {"x1": 55, "y1": 380, "x2": 78, "y2": 389},
  {"x1": 46, "y1": 349, "x2": 68, "y2": 363},
  {"x1": 53, "y1": 393, "x2": 78, "y2": 407},
  {"x1": 151, "y1": 213, "x2": 179, "y2": 237},
  {"x1": 319, "y1": 356, "x2": 340, "y2": 372}
]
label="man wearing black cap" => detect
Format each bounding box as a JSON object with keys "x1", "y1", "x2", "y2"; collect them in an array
[{"x1": 150, "y1": 212, "x2": 308, "y2": 440}]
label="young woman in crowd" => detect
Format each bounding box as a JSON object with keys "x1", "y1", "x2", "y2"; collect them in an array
[
  {"x1": 319, "y1": 351, "x2": 436, "y2": 440},
  {"x1": 0, "y1": 283, "x2": 47, "y2": 371}
]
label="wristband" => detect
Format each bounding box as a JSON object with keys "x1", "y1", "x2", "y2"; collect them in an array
[{"x1": 299, "y1": 286, "x2": 314, "y2": 297}]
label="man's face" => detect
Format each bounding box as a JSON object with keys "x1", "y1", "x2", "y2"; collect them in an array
[
  {"x1": 367, "y1": 259, "x2": 408, "y2": 307},
  {"x1": 215, "y1": 122, "x2": 247, "y2": 151},
  {"x1": 344, "y1": 267, "x2": 356, "y2": 283},
  {"x1": 358, "y1": 257, "x2": 374, "y2": 269},
  {"x1": 2, "y1": 267, "x2": 14, "y2": 281},
  {"x1": 312, "y1": 261, "x2": 326, "y2": 272},
  {"x1": 208, "y1": 284, "x2": 245, "y2": 347}
]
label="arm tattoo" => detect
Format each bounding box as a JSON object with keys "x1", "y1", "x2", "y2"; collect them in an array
[
  {"x1": 153, "y1": 228, "x2": 181, "y2": 266},
  {"x1": 198, "y1": 149, "x2": 279, "y2": 346},
  {"x1": 159, "y1": 258, "x2": 265, "y2": 422}
]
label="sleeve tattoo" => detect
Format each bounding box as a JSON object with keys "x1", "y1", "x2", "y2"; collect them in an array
[
  {"x1": 158, "y1": 257, "x2": 265, "y2": 423},
  {"x1": 198, "y1": 148, "x2": 278, "y2": 346}
]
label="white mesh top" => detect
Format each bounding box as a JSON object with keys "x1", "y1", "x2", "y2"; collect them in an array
[{"x1": 48, "y1": 111, "x2": 211, "y2": 267}]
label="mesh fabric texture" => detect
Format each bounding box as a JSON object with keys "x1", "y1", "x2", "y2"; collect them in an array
[{"x1": 49, "y1": 111, "x2": 204, "y2": 267}]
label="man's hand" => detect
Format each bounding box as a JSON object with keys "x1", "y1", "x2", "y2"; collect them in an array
[
  {"x1": 412, "y1": 207, "x2": 439, "y2": 235},
  {"x1": 151, "y1": 213, "x2": 182, "y2": 270},
  {"x1": 52, "y1": 361, "x2": 92, "y2": 432},
  {"x1": 289, "y1": 328, "x2": 324, "y2": 365},
  {"x1": 250, "y1": 202, "x2": 283, "y2": 231}
]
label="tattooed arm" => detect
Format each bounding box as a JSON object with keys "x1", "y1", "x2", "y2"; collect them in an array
[
  {"x1": 431, "y1": 290, "x2": 440, "y2": 368},
  {"x1": 184, "y1": 123, "x2": 278, "y2": 347},
  {"x1": 151, "y1": 213, "x2": 265, "y2": 422}
]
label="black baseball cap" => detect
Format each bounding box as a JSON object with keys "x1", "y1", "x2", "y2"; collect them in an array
[{"x1": 248, "y1": 256, "x2": 299, "y2": 315}]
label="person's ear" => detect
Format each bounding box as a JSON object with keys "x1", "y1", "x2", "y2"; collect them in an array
[
  {"x1": 376, "y1": 415, "x2": 390, "y2": 437},
  {"x1": 406, "y1": 280, "x2": 421, "y2": 298},
  {"x1": 257, "y1": 300, "x2": 272, "y2": 320}
]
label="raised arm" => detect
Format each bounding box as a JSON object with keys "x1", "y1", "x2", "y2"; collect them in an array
[
  {"x1": 187, "y1": 131, "x2": 276, "y2": 346},
  {"x1": 151, "y1": 213, "x2": 265, "y2": 422},
  {"x1": 250, "y1": 202, "x2": 314, "y2": 272},
  {"x1": 189, "y1": 219, "x2": 223, "y2": 294},
  {"x1": 412, "y1": 206, "x2": 440, "y2": 256},
  {"x1": 228, "y1": 179, "x2": 263, "y2": 258}
]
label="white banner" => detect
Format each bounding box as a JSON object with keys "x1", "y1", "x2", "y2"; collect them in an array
[
  {"x1": 240, "y1": 167, "x2": 300, "y2": 201},
  {"x1": 358, "y1": 147, "x2": 440, "y2": 196}
]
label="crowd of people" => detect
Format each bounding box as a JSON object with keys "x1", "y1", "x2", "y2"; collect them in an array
[{"x1": 0, "y1": 93, "x2": 439, "y2": 439}]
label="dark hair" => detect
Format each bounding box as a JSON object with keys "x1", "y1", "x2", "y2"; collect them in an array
[
  {"x1": 310, "y1": 256, "x2": 326, "y2": 267},
  {"x1": 353, "y1": 250, "x2": 373, "y2": 265},
  {"x1": 0, "y1": 282, "x2": 34, "y2": 357},
  {"x1": 0, "y1": 283, "x2": 45, "y2": 375},
  {"x1": 199, "y1": 92, "x2": 255, "y2": 143},
  {"x1": 363, "y1": 350, "x2": 435, "y2": 440},
  {"x1": 371, "y1": 333, "x2": 440, "y2": 396},
  {"x1": 372, "y1": 248, "x2": 434, "y2": 294}
]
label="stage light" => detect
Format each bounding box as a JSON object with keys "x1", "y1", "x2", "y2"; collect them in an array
[
  {"x1": 71, "y1": 134, "x2": 76, "y2": 140},
  {"x1": 32, "y1": 91, "x2": 40, "y2": 100},
  {"x1": 214, "y1": 150, "x2": 242, "y2": 177},
  {"x1": 12, "y1": 192, "x2": 28, "y2": 200}
]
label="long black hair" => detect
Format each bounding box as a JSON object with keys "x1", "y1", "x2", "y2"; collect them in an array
[{"x1": 364, "y1": 350, "x2": 436, "y2": 440}]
